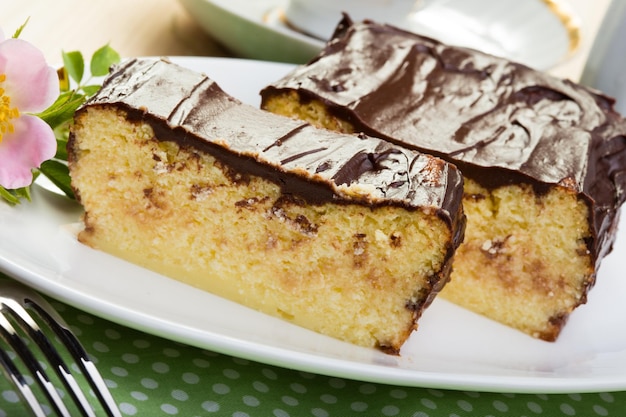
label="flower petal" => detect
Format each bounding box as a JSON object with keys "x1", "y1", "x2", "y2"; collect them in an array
[
  {"x1": 0, "y1": 38, "x2": 59, "y2": 112},
  {"x1": 0, "y1": 114, "x2": 56, "y2": 189}
]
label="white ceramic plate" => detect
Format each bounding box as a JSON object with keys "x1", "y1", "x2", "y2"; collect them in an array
[
  {"x1": 2, "y1": 57, "x2": 626, "y2": 394},
  {"x1": 177, "y1": 0, "x2": 580, "y2": 70}
]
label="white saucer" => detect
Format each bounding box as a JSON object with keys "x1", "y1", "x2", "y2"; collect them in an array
[{"x1": 177, "y1": 0, "x2": 580, "y2": 70}]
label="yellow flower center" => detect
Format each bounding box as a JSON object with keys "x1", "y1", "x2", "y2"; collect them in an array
[{"x1": 0, "y1": 73, "x2": 20, "y2": 143}]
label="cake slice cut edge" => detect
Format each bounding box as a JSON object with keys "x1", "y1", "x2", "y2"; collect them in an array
[
  {"x1": 259, "y1": 16, "x2": 626, "y2": 341},
  {"x1": 67, "y1": 58, "x2": 466, "y2": 353}
]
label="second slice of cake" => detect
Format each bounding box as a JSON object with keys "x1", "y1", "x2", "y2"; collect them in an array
[
  {"x1": 260, "y1": 17, "x2": 626, "y2": 341},
  {"x1": 68, "y1": 58, "x2": 465, "y2": 353}
]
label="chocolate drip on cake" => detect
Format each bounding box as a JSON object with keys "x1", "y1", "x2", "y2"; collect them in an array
[
  {"x1": 260, "y1": 17, "x2": 626, "y2": 341},
  {"x1": 86, "y1": 58, "x2": 464, "y2": 233},
  {"x1": 261, "y1": 16, "x2": 626, "y2": 266},
  {"x1": 67, "y1": 58, "x2": 467, "y2": 351}
]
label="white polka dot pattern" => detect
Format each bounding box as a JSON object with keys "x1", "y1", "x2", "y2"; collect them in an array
[{"x1": 0, "y1": 300, "x2": 624, "y2": 416}]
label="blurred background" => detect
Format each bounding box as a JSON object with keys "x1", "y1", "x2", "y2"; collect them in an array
[{"x1": 0, "y1": 0, "x2": 612, "y2": 81}]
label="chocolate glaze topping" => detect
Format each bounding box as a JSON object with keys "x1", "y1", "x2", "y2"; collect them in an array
[
  {"x1": 261, "y1": 17, "x2": 626, "y2": 265},
  {"x1": 72, "y1": 58, "x2": 465, "y2": 247}
]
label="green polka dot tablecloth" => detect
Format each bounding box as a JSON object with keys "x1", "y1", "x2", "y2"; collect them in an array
[{"x1": 0, "y1": 289, "x2": 623, "y2": 417}]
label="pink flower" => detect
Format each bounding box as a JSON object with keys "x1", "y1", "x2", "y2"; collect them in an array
[{"x1": 0, "y1": 29, "x2": 58, "y2": 189}]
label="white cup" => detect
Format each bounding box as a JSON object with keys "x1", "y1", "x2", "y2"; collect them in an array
[
  {"x1": 580, "y1": 0, "x2": 626, "y2": 115},
  {"x1": 284, "y1": 0, "x2": 420, "y2": 40}
]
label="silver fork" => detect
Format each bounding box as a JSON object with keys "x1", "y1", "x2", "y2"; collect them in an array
[{"x1": 0, "y1": 279, "x2": 121, "y2": 417}]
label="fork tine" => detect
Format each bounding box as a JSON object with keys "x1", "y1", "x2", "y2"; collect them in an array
[
  {"x1": 0, "y1": 299, "x2": 72, "y2": 416},
  {"x1": 0, "y1": 326, "x2": 49, "y2": 417},
  {"x1": 0, "y1": 281, "x2": 122, "y2": 417},
  {"x1": 4, "y1": 296, "x2": 93, "y2": 416},
  {"x1": 27, "y1": 298, "x2": 121, "y2": 417}
]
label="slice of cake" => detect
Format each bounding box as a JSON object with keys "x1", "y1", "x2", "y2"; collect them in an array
[
  {"x1": 260, "y1": 17, "x2": 626, "y2": 341},
  {"x1": 67, "y1": 58, "x2": 465, "y2": 353}
]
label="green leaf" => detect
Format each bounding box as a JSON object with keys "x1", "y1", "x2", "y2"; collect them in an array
[
  {"x1": 80, "y1": 84, "x2": 102, "y2": 97},
  {"x1": 0, "y1": 185, "x2": 31, "y2": 205},
  {"x1": 0, "y1": 186, "x2": 20, "y2": 205},
  {"x1": 39, "y1": 160, "x2": 75, "y2": 200},
  {"x1": 37, "y1": 91, "x2": 86, "y2": 130},
  {"x1": 18, "y1": 184, "x2": 33, "y2": 201},
  {"x1": 62, "y1": 50, "x2": 85, "y2": 84},
  {"x1": 12, "y1": 17, "x2": 30, "y2": 39},
  {"x1": 54, "y1": 137, "x2": 69, "y2": 161},
  {"x1": 90, "y1": 44, "x2": 120, "y2": 77}
]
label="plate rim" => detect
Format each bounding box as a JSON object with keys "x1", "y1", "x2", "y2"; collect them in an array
[{"x1": 1, "y1": 56, "x2": 625, "y2": 395}]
